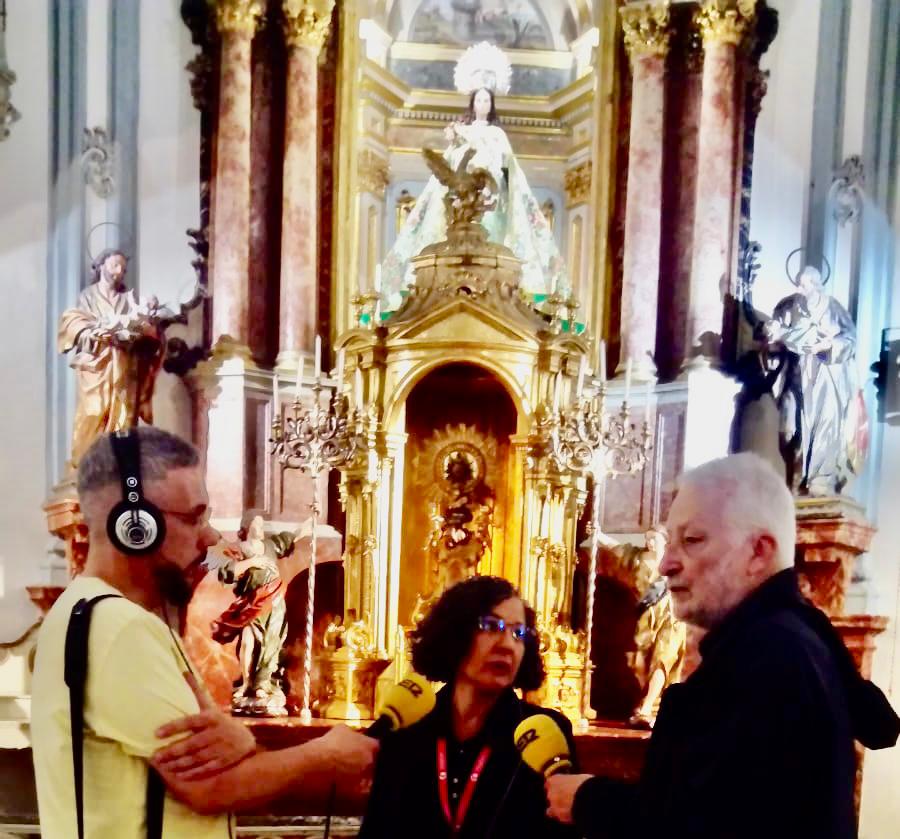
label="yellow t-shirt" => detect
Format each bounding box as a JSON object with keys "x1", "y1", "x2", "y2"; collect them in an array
[{"x1": 31, "y1": 575, "x2": 233, "y2": 839}]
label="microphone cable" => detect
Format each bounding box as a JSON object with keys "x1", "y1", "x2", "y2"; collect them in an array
[{"x1": 322, "y1": 781, "x2": 336, "y2": 839}]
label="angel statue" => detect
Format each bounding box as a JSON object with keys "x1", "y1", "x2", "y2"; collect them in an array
[
  {"x1": 380, "y1": 41, "x2": 568, "y2": 310},
  {"x1": 210, "y1": 516, "x2": 289, "y2": 716},
  {"x1": 764, "y1": 254, "x2": 867, "y2": 496}
]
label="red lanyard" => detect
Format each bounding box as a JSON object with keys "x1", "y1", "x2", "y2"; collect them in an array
[{"x1": 437, "y1": 738, "x2": 491, "y2": 834}]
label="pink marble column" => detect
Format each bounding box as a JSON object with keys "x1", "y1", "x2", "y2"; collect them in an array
[
  {"x1": 684, "y1": 1, "x2": 754, "y2": 366},
  {"x1": 618, "y1": 4, "x2": 671, "y2": 382},
  {"x1": 210, "y1": 0, "x2": 262, "y2": 351},
  {"x1": 278, "y1": 1, "x2": 334, "y2": 368}
]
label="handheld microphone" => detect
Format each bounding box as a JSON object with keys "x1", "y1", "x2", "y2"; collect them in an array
[
  {"x1": 367, "y1": 672, "x2": 436, "y2": 740},
  {"x1": 513, "y1": 714, "x2": 572, "y2": 777}
]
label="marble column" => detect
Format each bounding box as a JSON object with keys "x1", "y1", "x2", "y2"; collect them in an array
[
  {"x1": 684, "y1": 0, "x2": 755, "y2": 366},
  {"x1": 210, "y1": 0, "x2": 262, "y2": 352},
  {"x1": 277, "y1": 0, "x2": 335, "y2": 369},
  {"x1": 618, "y1": 3, "x2": 671, "y2": 382}
]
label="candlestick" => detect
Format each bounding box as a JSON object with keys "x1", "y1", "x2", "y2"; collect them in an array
[
  {"x1": 335, "y1": 348, "x2": 345, "y2": 388},
  {"x1": 314, "y1": 334, "x2": 322, "y2": 380},
  {"x1": 598, "y1": 339, "x2": 607, "y2": 383},
  {"x1": 355, "y1": 365, "x2": 364, "y2": 406},
  {"x1": 273, "y1": 372, "x2": 280, "y2": 417},
  {"x1": 624, "y1": 358, "x2": 632, "y2": 404},
  {"x1": 552, "y1": 370, "x2": 561, "y2": 412},
  {"x1": 374, "y1": 264, "x2": 382, "y2": 294},
  {"x1": 575, "y1": 356, "x2": 586, "y2": 401},
  {"x1": 295, "y1": 356, "x2": 304, "y2": 401}
]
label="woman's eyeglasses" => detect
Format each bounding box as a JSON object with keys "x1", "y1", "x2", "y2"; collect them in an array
[{"x1": 477, "y1": 615, "x2": 535, "y2": 642}]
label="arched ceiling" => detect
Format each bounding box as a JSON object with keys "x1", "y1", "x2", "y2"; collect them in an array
[{"x1": 375, "y1": 0, "x2": 596, "y2": 50}]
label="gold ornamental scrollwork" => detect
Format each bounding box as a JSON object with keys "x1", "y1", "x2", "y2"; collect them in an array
[
  {"x1": 620, "y1": 2, "x2": 672, "y2": 60},
  {"x1": 211, "y1": 0, "x2": 264, "y2": 36},
  {"x1": 564, "y1": 161, "x2": 592, "y2": 208},
  {"x1": 283, "y1": 0, "x2": 335, "y2": 53},
  {"x1": 694, "y1": 0, "x2": 757, "y2": 47},
  {"x1": 358, "y1": 149, "x2": 390, "y2": 199}
]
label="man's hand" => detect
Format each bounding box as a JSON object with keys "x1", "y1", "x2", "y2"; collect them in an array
[
  {"x1": 545, "y1": 773, "x2": 593, "y2": 824},
  {"x1": 316, "y1": 724, "x2": 379, "y2": 790},
  {"x1": 151, "y1": 672, "x2": 256, "y2": 780}
]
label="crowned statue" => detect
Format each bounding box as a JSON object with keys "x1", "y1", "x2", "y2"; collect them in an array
[
  {"x1": 764, "y1": 256, "x2": 868, "y2": 496},
  {"x1": 380, "y1": 42, "x2": 569, "y2": 311}
]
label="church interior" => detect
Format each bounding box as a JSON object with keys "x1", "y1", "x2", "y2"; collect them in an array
[{"x1": 1, "y1": 0, "x2": 900, "y2": 835}]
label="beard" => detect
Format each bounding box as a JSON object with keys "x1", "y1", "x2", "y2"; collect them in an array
[{"x1": 151, "y1": 559, "x2": 197, "y2": 609}]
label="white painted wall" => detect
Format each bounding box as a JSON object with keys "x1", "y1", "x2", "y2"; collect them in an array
[
  {"x1": 748, "y1": 0, "x2": 822, "y2": 316},
  {"x1": 0, "y1": 0, "x2": 50, "y2": 638}
]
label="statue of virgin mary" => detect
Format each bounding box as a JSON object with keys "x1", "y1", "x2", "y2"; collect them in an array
[{"x1": 380, "y1": 42, "x2": 569, "y2": 310}]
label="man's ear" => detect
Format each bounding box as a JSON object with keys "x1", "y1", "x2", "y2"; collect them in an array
[{"x1": 748, "y1": 532, "x2": 777, "y2": 576}]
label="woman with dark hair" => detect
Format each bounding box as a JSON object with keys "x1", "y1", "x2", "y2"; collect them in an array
[{"x1": 359, "y1": 576, "x2": 578, "y2": 838}]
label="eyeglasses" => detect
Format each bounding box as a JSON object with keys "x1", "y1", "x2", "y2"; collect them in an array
[
  {"x1": 477, "y1": 615, "x2": 535, "y2": 642},
  {"x1": 157, "y1": 506, "x2": 210, "y2": 527}
]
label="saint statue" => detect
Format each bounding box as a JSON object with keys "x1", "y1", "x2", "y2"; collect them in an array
[
  {"x1": 380, "y1": 42, "x2": 568, "y2": 310},
  {"x1": 211, "y1": 516, "x2": 289, "y2": 717},
  {"x1": 596, "y1": 526, "x2": 686, "y2": 728},
  {"x1": 765, "y1": 263, "x2": 867, "y2": 496},
  {"x1": 57, "y1": 249, "x2": 166, "y2": 467}
]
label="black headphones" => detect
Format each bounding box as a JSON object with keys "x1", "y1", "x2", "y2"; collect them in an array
[{"x1": 106, "y1": 430, "x2": 166, "y2": 556}]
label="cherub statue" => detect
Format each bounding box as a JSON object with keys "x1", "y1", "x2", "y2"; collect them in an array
[{"x1": 211, "y1": 516, "x2": 288, "y2": 716}]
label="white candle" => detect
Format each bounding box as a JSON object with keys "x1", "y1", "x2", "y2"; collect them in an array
[
  {"x1": 314, "y1": 334, "x2": 322, "y2": 379},
  {"x1": 273, "y1": 372, "x2": 280, "y2": 417},
  {"x1": 355, "y1": 365, "x2": 364, "y2": 405},
  {"x1": 552, "y1": 370, "x2": 561, "y2": 412},
  {"x1": 624, "y1": 358, "x2": 632, "y2": 404},
  {"x1": 295, "y1": 355, "x2": 304, "y2": 400},
  {"x1": 598, "y1": 339, "x2": 607, "y2": 383},
  {"x1": 335, "y1": 348, "x2": 345, "y2": 387},
  {"x1": 644, "y1": 379, "x2": 652, "y2": 423},
  {"x1": 374, "y1": 264, "x2": 382, "y2": 294},
  {"x1": 575, "y1": 355, "x2": 586, "y2": 401}
]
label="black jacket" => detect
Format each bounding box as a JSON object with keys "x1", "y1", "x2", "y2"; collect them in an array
[
  {"x1": 573, "y1": 570, "x2": 900, "y2": 839},
  {"x1": 360, "y1": 685, "x2": 579, "y2": 839}
]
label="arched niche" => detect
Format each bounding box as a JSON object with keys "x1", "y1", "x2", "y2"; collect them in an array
[{"x1": 397, "y1": 362, "x2": 518, "y2": 626}]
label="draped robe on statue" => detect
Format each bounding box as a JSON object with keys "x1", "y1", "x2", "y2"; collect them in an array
[
  {"x1": 381, "y1": 120, "x2": 569, "y2": 309},
  {"x1": 769, "y1": 290, "x2": 865, "y2": 495},
  {"x1": 57, "y1": 282, "x2": 163, "y2": 465}
]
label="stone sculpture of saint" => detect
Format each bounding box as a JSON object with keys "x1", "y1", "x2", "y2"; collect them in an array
[
  {"x1": 57, "y1": 249, "x2": 166, "y2": 467},
  {"x1": 211, "y1": 516, "x2": 288, "y2": 716},
  {"x1": 765, "y1": 264, "x2": 867, "y2": 495},
  {"x1": 380, "y1": 42, "x2": 568, "y2": 310},
  {"x1": 596, "y1": 526, "x2": 686, "y2": 728}
]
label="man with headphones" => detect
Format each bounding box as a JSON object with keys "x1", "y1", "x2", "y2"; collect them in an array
[{"x1": 32, "y1": 427, "x2": 378, "y2": 838}]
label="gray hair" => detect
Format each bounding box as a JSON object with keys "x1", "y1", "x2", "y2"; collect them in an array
[
  {"x1": 77, "y1": 427, "x2": 199, "y2": 497},
  {"x1": 679, "y1": 452, "x2": 796, "y2": 569}
]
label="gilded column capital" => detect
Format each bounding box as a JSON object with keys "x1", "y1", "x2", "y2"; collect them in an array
[
  {"x1": 210, "y1": 0, "x2": 263, "y2": 36},
  {"x1": 283, "y1": 0, "x2": 335, "y2": 52},
  {"x1": 564, "y1": 161, "x2": 592, "y2": 208},
  {"x1": 620, "y1": 2, "x2": 672, "y2": 60},
  {"x1": 358, "y1": 149, "x2": 390, "y2": 199},
  {"x1": 694, "y1": 0, "x2": 756, "y2": 47}
]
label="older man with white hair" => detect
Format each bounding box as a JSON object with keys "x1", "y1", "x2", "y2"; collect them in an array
[{"x1": 546, "y1": 452, "x2": 899, "y2": 839}]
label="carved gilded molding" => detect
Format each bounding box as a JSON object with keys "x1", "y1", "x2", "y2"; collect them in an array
[
  {"x1": 357, "y1": 149, "x2": 390, "y2": 198},
  {"x1": 694, "y1": 0, "x2": 756, "y2": 47},
  {"x1": 283, "y1": 0, "x2": 335, "y2": 52},
  {"x1": 211, "y1": 0, "x2": 263, "y2": 36},
  {"x1": 564, "y1": 161, "x2": 592, "y2": 208},
  {"x1": 620, "y1": 2, "x2": 672, "y2": 60}
]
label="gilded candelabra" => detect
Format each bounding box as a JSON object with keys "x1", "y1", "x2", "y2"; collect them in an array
[
  {"x1": 270, "y1": 348, "x2": 373, "y2": 724},
  {"x1": 529, "y1": 375, "x2": 653, "y2": 726}
]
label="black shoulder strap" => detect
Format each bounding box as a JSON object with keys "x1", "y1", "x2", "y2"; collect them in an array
[{"x1": 64, "y1": 594, "x2": 166, "y2": 839}]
